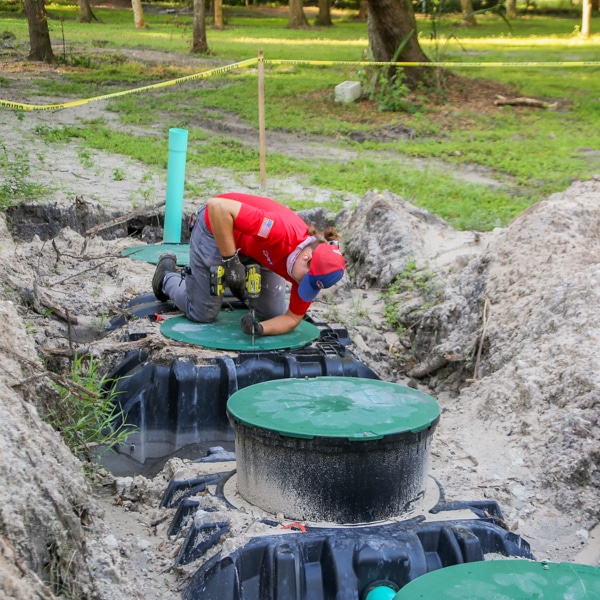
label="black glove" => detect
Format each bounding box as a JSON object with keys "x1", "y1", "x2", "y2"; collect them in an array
[
  {"x1": 222, "y1": 253, "x2": 247, "y2": 302},
  {"x1": 241, "y1": 313, "x2": 264, "y2": 337}
]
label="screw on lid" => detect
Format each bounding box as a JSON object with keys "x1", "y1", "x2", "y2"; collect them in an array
[{"x1": 227, "y1": 377, "x2": 440, "y2": 440}]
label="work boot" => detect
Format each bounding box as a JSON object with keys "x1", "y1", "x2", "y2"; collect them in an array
[{"x1": 152, "y1": 252, "x2": 177, "y2": 302}]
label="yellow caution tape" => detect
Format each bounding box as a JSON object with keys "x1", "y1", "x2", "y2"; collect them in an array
[
  {"x1": 0, "y1": 58, "x2": 258, "y2": 111},
  {"x1": 1, "y1": 55, "x2": 598, "y2": 112},
  {"x1": 264, "y1": 59, "x2": 600, "y2": 68}
]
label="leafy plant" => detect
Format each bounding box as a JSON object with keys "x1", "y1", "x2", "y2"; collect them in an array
[
  {"x1": 380, "y1": 259, "x2": 441, "y2": 332},
  {"x1": 359, "y1": 38, "x2": 415, "y2": 113},
  {"x1": 42, "y1": 354, "x2": 135, "y2": 465},
  {"x1": 0, "y1": 144, "x2": 47, "y2": 209},
  {"x1": 113, "y1": 167, "x2": 126, "y2": 181},
  {"x1": 77, "y1": 148, "x2": 94, "y2": 169}
]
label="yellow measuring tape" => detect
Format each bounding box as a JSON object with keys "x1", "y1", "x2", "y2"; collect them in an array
[{"x1": 1, "y1": 56, "x2": 598, "y2": 112}]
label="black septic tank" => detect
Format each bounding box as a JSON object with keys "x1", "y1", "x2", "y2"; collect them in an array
[{"x1": 227, "y1": 377, "x2": 441, "y2": 524}]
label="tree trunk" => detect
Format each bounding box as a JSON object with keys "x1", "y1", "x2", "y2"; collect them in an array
[
  {"x1": 460, "y1": 0, "x2": 477, "y2": 25},
  {"x1": 132, "y1": 0, "x2": 146, "y2": 29},
  {"x1": 287, "y1": 0, "x2": 310, "y2": 29},
  {"x1": 505, "y1": 0, "x2": 517, "y2": 18},
  {"x1": 367, "y1": 0, "x2": 429, "y2": 89},
  {"x1": 315, "y1": 0, "x2": 333, "y2": 26},
  {"x1": 358, "y1": 0, "x2": 368, "y2": 19},
  {"x1": 24, "y1": 0, "x2": 54, "y2": 63},
  {"x1": 581, "y1": 0, "x2": 591, "y2": 37},
  {"x1": 213, "y1": 0, "x2": 224, "y2": 29},
  {"x1": 78, "y1": 0, "x2": 100, "y2": 23},
  {"x1": 191, "y1": 0, "x2": 209, "y2": 53}
]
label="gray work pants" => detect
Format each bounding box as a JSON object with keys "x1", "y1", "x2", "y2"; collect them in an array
[{"x1": 163, "y1": 207, "x2": 287, "y2": 322}]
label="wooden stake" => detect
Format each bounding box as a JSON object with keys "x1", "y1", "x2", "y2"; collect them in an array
[{"x1": 258, "y1": 50, "x2": 267, "y2": 190}]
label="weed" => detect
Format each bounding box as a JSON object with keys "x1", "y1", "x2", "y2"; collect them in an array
[
  {"x1": 42, "y1": 354, "x2": 135, "y2": 465},
  {"x1": 24, "y1": 321, "x2": 40, "y2": 336},
  {"x1": 91, "y1": 314, "x2": 109, "y2": 329},
  {"x1": 348, "y1": 294, "x2": 371, "y2": 327},
  {"x1": 78, "y1": 148, "x2": 94, "y2": 169},
  {"x1": 113, "y1": 167, "x2": 126, "y2": 181},
  {"x1": 140, "y1": 170, "x2": 154, "y2": 184},
  {"x1": 359, "y1": 58, "x2": 414, "y2": 113},
  {"x1": 0, "y1": 144, "x2": 47, "y2": 209},
  {"x1": 380, "y1": 259, "x2": 441, "y2": 332},
  {"x1": 322, "y1": 292, "x2": 342, "y2": 322}
]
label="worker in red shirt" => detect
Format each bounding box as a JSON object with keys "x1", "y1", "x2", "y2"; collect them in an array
[{"x1": 152, "y1": 193, "x2": 346, "y2": 337}]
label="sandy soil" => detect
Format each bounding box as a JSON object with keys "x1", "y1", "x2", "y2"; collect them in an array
[{"x1": 0, "y1": 47, "x2": 599, "y2": 599}]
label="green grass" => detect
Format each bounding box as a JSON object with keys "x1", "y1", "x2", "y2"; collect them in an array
[{"x1": 2, "y1": 3, "x2": 599, "y2": 230}]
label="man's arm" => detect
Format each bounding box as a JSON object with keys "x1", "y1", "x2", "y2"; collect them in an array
[
  {"x1": 207, "y1": 196, "x2": 242, "y2": 257},
  {"x1": 260, "y1": 308, "x2": 304, "y2": 335}
]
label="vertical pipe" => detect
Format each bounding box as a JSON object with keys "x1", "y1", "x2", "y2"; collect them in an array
[
  {"x1": 258, "y1": 50, "x2": 267, "y2": 191},
  {"x1": 163, "y1": 128, "x2": 189, "y2": 244}
]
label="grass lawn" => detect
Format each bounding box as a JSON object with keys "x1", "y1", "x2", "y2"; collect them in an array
[{"x1": 1, "y1": 2, "x2": 599, "y2": 230}]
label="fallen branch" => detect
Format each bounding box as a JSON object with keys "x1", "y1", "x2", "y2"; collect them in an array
[
  {"x1": 5, "y1": 275, "x2": 78, "y2": 324},
  {"x1": 494, "y1": 95, "x2": 557, "y2": 109},
  {"x1": 39, "y1": 295, "x2": 78, "y2": 325},
  {"x1": 8, "y1": 351, "x2": 99, "y2": 399},
  {"x1": 467, "y1": 294, "x2": 491, "y2": 382},
  {"x1": 48, "y1": 260, "x2": 110, "y2": 287},
  {"x1": 85, "y1": 201, "x2": 166, "y2": 237},
  {"x1": 407, "y1": 354, "x2": 448, "y2": 379}
]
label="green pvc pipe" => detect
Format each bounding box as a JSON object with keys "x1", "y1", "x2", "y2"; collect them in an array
[
  {"x1": 163, "y1": 128, "x2": 189, "y2": 244},
  {"x1": 365, "y1": 585, "x2": 397, "y2": 600}
]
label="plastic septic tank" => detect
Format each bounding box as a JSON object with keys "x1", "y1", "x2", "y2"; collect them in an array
[
  {"x1": 392, "y1": 559, "x2": 600, "y2": 599},
  {"x1": 180, "y1": 519, "x2": 536, "y2": 600},
  {"x1": 107, "y1": 328, "x2": 380, "y2": 465},
  {"x1": 227, "y1": 377, "x2": 441, "y2": 524}
]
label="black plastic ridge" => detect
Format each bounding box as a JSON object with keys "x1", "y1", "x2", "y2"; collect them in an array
[{"x1": 180, "y1": 519, "x2": 535, "y2": 600}]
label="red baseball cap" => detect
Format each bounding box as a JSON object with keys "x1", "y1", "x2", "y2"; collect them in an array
[{"x1": 298, "y1": 243, "x2": 346, "y2": 302}]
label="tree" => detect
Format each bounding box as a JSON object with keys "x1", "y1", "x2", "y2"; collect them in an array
[
  {"x1": 506, "y1": 0, "x2": 517, "y2": 18},
  {"x1": 191, "y1": 0, "x2": 209, "y2": 53},
  {"x1": 24, "y1": 0, "x2": 54, "y2": 62},
  {"x1": 315, "y1": 0, "x2": 333, "y2": 26},
  {"x1": 78, "y1": 0, "x2": 100, "y2": 23},
  {"x1": 213, "y1": 0, "x2": 224, "y2": 30},
  {"x1": 131, "y1": 0, "x2": 146, "y2": 29},
  {"x1": 358, "y1": 0, "x2": 368, "y2": 19},
  {"x1": 287, "y1": 0, "x2": 310, "y2": 29},
  {"x1": 367, "y1": 0, "x2": 430, "y2": 89},
  {"x1": 460, "y1": 0, "x2": 477, "y2": 25},
  {"x1": 581, "y1": 0, "x2": 592, "y2": 37}
]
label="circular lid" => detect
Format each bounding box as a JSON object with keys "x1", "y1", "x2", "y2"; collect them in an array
[
  {"x1": 227, "y1": 377, "x2": 440, "y2": 440},
  {"x1": 393, "y1": 560, "x2": 600, "y2": 599},
  {"x1": 121, "y1": 243, "x2": 190, "y2": 266},
  {"x1": 160, "y1": 311, "x2": 320, "y2": 351}
]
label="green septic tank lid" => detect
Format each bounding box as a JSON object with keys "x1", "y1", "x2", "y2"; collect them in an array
[
  {"x1": 121, "y1": 243, "x2": 190, "y2": 266},
  {"x1": 160, "y1": 311, "x2": 320, "y2": 351},
  {"x1": 393, "y1": 560, "x2": 600, "y2": 600},
  {"x1": 227, "y1": 377, "x2": 440, "y2": 440}
]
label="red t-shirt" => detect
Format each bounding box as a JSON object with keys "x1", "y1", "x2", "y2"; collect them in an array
[{"x1": 205, "y1": 192, "x2": 312, "y2": 316}]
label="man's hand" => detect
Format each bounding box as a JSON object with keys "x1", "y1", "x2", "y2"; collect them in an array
[
  {"x1": 241, "y1": 313, "x2": 264, "y2": 337},
  {"x1": 222, "y1": 253, "x2": 247, "y2": 301}
]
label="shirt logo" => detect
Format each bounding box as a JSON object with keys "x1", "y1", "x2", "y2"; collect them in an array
[
  {"x1": 262, "y1": 250, "x2": 273, "y2": 265},
  {"x1": 258, "y1": 217, "x2": 274, "y2": 238}
]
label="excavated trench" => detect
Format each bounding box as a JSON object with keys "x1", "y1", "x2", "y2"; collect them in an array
[
  {"x1": 7, "y1": 201, "x2": 586, "y2": 600},
  {"x1": 6, "y1": 201, "x2": 174, "y2": 243}
]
